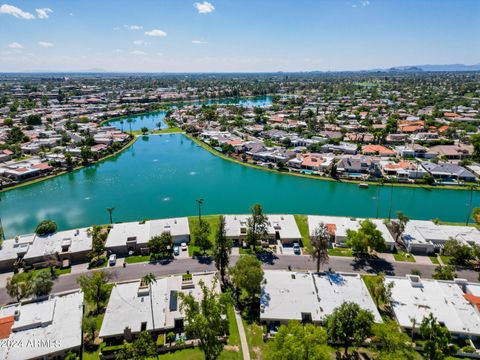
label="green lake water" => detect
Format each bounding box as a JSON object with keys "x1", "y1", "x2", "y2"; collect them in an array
[{"x1": 1, "y1": 133, "x2": 478, "y2": 238}]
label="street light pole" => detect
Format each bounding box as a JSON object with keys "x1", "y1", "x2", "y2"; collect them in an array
[
  {"x1": 196, "y1": 198, "x2": 204, "y2": 223},
  {"x1": 388, "y1": 184, "x2": 393, "y2": 221},
  {"x1": 466, "y1": 185, "x2": 476, "y2": 226},
  {"x1": 107, "y1": 207, "x2": 115, "y2": 224}
]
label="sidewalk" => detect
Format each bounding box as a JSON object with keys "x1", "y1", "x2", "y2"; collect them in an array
[{"x1": 234, "y1": 308, "x2": 250, "y2": 360}]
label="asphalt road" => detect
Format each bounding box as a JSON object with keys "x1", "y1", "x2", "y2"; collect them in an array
[{"x1": 0, "y1": 254, "x2": 478, "y2": 305}]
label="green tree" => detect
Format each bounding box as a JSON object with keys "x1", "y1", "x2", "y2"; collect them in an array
[
  {"x1": 471, "y1": 134, "x2": 480, "y2": 160},
  {"x1": 30, "y1": 270, "x2": 53, "y2": 297},
  {"x1": 420, "y1": 314, "x2": 455, "y2": 360},
  {"x1": 311, "y1": 222, "x2": 330, "y2": 273},
  {"x1": 213, "y1": 216, "x2": 232, "y2": 286},
  {"x1": 265, "y1": 321, "x2": 331, "y2": 360},
  {"x1": 148, "y1": 232, "x2": 173, "y2": 259},
  {"x1": 6, "y1": 273, "x2": 32, "y2": 302},
  {"x1": 193, "y1": 220, "x2": 212, "y2": 255},
  {"x1": 432, "y1": 265, "x2": 456, "y2": 280},
  {"x1": 246, "y1": 203, "x2": 269, "y2": 250},
  {"x1": 346, "y1": 219, "x2": 385, "y2": 255},
  {"x1": 80, "y1": 146, "x2": 93, "y2": 164},
  {"x1": 326, "y1": 302, "x2": 374, "y2": 357},
  {"x1": 372, "y1": 319, "x2": 415, "y2": 360},
  {"x1": 88, "y1": 226, "x2": 106, "y2": 263},
  {"x1": 35, "y1": 220, "x2": 57, "y2": 236},
  {"x1": 64, "y1": 152, "x2": 74, "y2": 169},
  {"x1": 179, "y1": 279, "x2": 230, "y2": 360},
  {"x1": 141, "y1": 126, "x2": 149, "y2": 135},
  {"x1": 116, "y1": 331, "x2": 157, "y2": 360},
  {"x1": 371, "y1": 272, "x2": 394, "y2": 313},
  {"x1": 442, "y1": 238, "x2": 474, "y2": 265},
  {"x1": 390, "y1": 211, "x2": 409, "y2": 245},
  {"x1": 472, "y1": 207, "x2": 480, "y2": 225},
  {"x1": 230, "y1": 255, "x2": 264, "y2": 307},
  {"x1": 77, "y1": 271, "x2": 110, "y2": 314}
]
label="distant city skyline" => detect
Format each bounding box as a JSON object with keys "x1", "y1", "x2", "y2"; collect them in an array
[{"x1": 0, "y1": 0, "x2": 479, "y2": 72}]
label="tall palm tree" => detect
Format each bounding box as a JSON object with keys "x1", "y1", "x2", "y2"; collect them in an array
[{"x1": 142, "y1": 273, "x2": 157, "y2": 332}]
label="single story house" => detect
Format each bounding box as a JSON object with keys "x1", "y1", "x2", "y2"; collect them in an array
[
  {"x1": 260, "y1": 271, "x2": 382, "y2": 326},
  {"x1": 105, "y1": 218, "x2": 190, "y2": 256}
]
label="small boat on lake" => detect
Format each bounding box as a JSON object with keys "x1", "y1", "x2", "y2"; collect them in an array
[{"x1": 359, "y1": 182, "x2": 369, "y2": 189}]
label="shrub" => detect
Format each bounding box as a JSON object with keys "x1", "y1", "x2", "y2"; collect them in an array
[{"x1": 35, "y1": 220, "x2": 57, "y2": 236}]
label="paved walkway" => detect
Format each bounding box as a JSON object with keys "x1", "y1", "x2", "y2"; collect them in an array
[
  {"x1": 414, "y1": 255, "x2": 433, "y2": 265},
  {"x1": 234, "y1": 308, "x2": 250, "y2": 360}
]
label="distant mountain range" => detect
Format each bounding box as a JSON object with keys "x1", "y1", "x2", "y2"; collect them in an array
[{"x1": 373, "y1": 63, "x2": 480, "y2": 72}]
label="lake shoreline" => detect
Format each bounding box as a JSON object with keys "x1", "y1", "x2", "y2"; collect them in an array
[{"x1": 185, "y1": 134, "x2": 479, "y2": 192}]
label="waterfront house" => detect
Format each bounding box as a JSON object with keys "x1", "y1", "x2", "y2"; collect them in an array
[
  {"x1": 308, "y1": 215, "x2": 396, "y2": 251},
  {"x1": 386, "y1": 275, "x2": 480, "y2": 339},
  {"x1": 99, "y1": 272, "x2": 219, "y2": 343},
  {"x1": 22, "y1": 227, "x2": 93, "y2": 268},
  {"x1": 105, "y1": 218, "x2": 190, "y2": 256},
  {"x1": 379, "y1": 160, "x2": 428, "y2": 180},
  {"x1": 224, "y1": 214, "x2": 301, "y2": 246},
  {"x1": 336, "y1": 155, "x2": 377, "y2": 178},
  {"x1": 421, "y1": 162, "x2": 477, "y2": 183},
  {"x1": 260, "y1": 271, "x2": 382, "y2": 327},
  {"x1": 0, "y1": 290, "x2": 84, "y2": 359},
  {"x1": 395, "y1": 143, "x2": 437, "y2": 159},
  {"x1": 401, "y1": 220, "x2": 480, "y2": 254},
  {"x1": 429, "y1": 144, "x2": 473, "y2": 160}
]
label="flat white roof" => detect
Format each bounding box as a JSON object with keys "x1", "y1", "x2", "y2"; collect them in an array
[
  {"x1": 403, "y1": 220, "x2": 480, "y2": 247},
  {"x1": 0, "y1": 291, "x2": 83, "y2": 360},
  {"x1": 224, "y1": 214, "x2": 301, "y2": 240},
  {"x1": 99, "y1": 272, "x2": 218, "y2": 338},
  {"x1": 260, "y1": 270, "x2": 382, "y2": 323},
  {"x1": 105, "y1": 217, "x2": 190, "y2": 248},
  {"x1": 0, "y1": 234, "x2": 36, "y2": 262},
  {"x1": 387, "y1": 276, "x2": 480, "y2": 336},
  {"x1": 23, "y1": 228, "x2": 92, "y2": 262},
  {"x1": 308, "y1": 215, "x2": 395, "y2": 245}
]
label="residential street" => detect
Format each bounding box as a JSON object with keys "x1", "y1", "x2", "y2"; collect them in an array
[{"x1": 0, "y1": 253, "x2": 478, "y2": 305}]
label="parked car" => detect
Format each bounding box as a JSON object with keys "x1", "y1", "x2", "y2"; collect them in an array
[
  {"x1": 293, "y1": 243, "x2": 301, "y2": 255},
  {"x1": 173, "y1": 246, "x2": 180, "y2": 256},
  {"x1": 109, "y1": 254, "x2": 117, "y2": 266},
  {"x1": 181, "y1": 242, "x2": 188, "y2": 251}
]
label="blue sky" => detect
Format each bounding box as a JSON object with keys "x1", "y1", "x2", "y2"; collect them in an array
[{"x1": 0, "y1": 0, "x2": 479, "y2": 72}]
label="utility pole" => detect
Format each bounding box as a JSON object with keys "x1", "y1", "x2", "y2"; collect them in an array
[
  {"x1": 466, "y1": 185, "x2": 476, "y2": 226},
  {"x1": 196, "y1": 198, "x2": 204, "y2": 223},
  {"x1": 0, "y1": 184, "x2": 4, "y2": 242},
  {"x1": 107, "y1": 207, "x2": 115, "y2": 224},
  {"x1": 388, "y1": 184, "x2": 394, "y2": 221}
]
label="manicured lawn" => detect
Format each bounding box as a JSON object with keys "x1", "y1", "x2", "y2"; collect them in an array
[
  {"x1": 393, "y1": 251, "x2": 416, "y2": 262},
  {"x1": 328, "y1": 247, "x2": 353, "y2": 257},
  {"x1": 440, "y1": 255, "x2": 452, "y2": 265},
  {"x1": 429, "y1": 255, "x2": 440, "y2": 265},
  {"x1": 125, "y1": 255, "x2": 151, "y2": 264},
  {"x1": 242, "y1": 319, "x2": 266, "y2": 360},
  {"x1": 294, "y1": 215, "x2": 312, "y2": 254}
]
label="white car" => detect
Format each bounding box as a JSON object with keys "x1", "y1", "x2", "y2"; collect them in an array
[
  {"x1": 108, "y1": 254, "x2": 117, "y2": 266},
  {"x1": 181, "y1": 242, "x2": 188, "y2": 251}
]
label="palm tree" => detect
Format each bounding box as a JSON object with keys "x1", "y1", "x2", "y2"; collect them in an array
[{"x1": 142, "y1": 273, "x2": 157, "y2": 331}]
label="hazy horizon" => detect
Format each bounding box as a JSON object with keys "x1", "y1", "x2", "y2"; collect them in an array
[{"x1": 1, "y1": 0, "x2": 479, "y2": 72}]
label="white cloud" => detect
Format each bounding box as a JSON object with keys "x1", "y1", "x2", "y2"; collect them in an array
[
  {"x1": 39, "y1": 41, "x2": 54, "y2": 47},
  {"x1": 361, "y1": 0, "x2": 370, "y2": 6},
  {"x1": 35, "y1": 7, "x2": 53, "y2": 19},
  {"x1": 194, "y1": 1, "x2": 215, "y2": 13},
  {"x1": 192, "y1": 40, "x2": 208, "y2": 44},
  {"x1": 0, "y1": 4, "x2": 35, "y2": 19},
  {"x1": 125, "y1": 24, "x2": 142, "y2": 30},
  {"x1": 113, "y1": 49, "x2": 123, "y2": 53},
  {"x1": 144, "y1": 29, "x2": 167, "y2": 37},
  {"x1": 133, "y1": 40, "x2": 150, "y2": 46},
  {"x1": 8, "y1": 42, "x2": 24, "y2": 49},
  {"x1": 131, "y1": 50, "x2": 146, "y2": 56}
]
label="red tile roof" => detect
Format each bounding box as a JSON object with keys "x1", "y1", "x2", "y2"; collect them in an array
[{"x1": 0, "y1": 316, "x2": 14, "y2": 339}]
